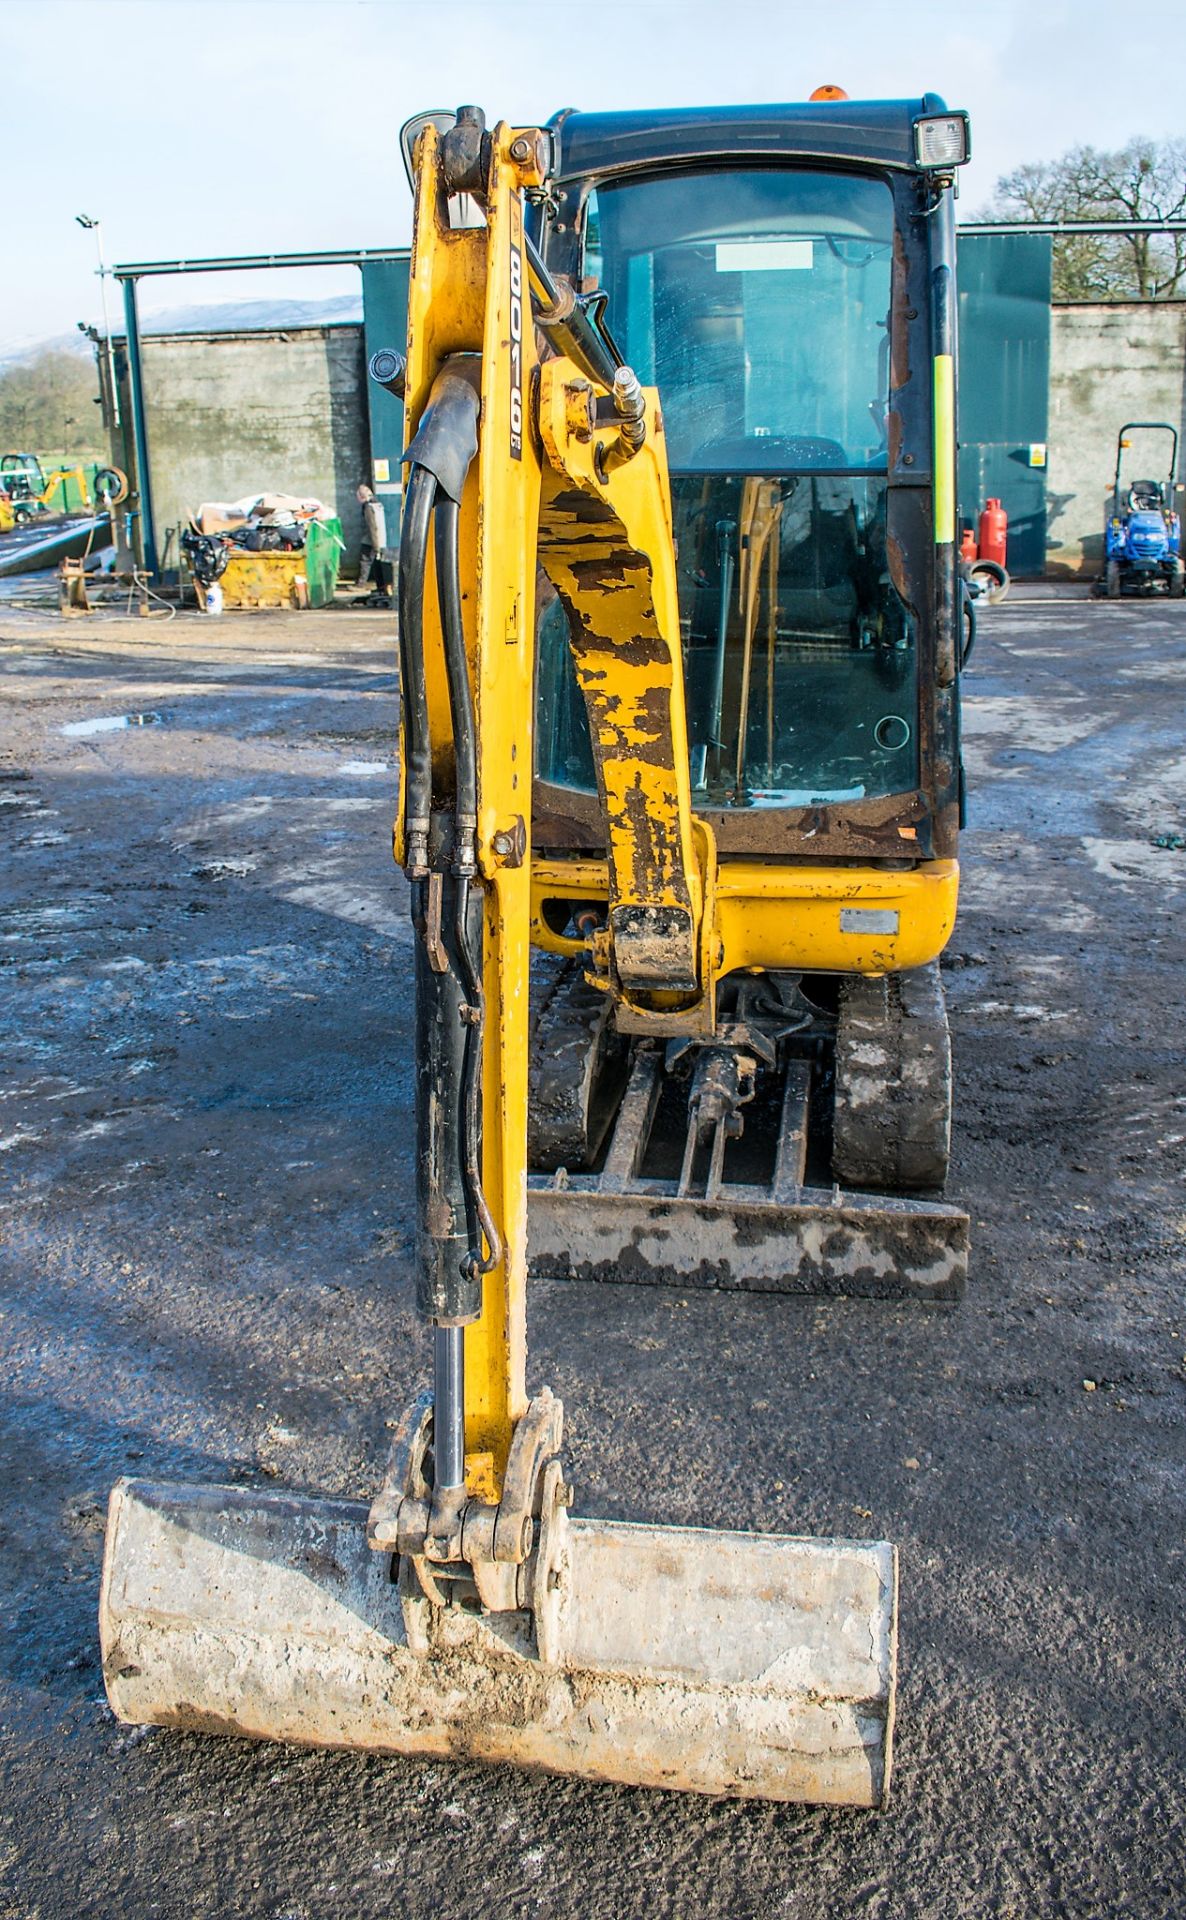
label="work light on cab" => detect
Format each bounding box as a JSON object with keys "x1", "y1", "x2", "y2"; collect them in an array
[{"x1": 914, "y1": 112, "x2": 970, "y2": 168}]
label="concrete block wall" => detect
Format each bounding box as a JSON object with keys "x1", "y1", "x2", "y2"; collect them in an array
[
  {"x1": 1047, "y1": 302, "x2": 1186, "y2": 577},
  {"x1": 137, "y1": 325, "x2": 370, "y2": 568}
]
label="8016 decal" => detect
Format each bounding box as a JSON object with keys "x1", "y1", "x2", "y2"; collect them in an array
[{"x1": 509, "y1": 198, "x2": 523, "y2": 460}]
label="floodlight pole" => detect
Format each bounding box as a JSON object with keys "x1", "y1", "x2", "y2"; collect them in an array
[{"x1": 77, "y1": 215, "x2": 122, "y2": 431}]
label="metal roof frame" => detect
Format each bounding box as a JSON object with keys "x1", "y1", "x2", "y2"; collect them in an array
[{"x1": 112, "y1": 247, "x2": 409, "y2": 573}]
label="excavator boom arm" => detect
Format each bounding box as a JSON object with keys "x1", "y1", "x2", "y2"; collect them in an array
[{"x1": 395, "y1": 115, "x2": 715, "y2": 1492}]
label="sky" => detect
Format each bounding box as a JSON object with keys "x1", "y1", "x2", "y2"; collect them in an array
[{"x1": 3, "y1": 0, "x2": 1184, "y2": 354}]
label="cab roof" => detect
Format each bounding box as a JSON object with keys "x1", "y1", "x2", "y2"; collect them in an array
[{"x1": 550, "y1": 97, "x2": 948, "y2": 183}]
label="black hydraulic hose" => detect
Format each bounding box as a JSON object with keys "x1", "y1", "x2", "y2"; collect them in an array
[
  {"x1": 433, "y1": 496, "x2": 477, "y2": 873},
  {"x1": 402, "y1": 361, "x2": 502, "y2": 1289},
  {"x1": 454, "y1": 873, "x2": 502, "y2": 1280},
  {"x1": 399, "y1": 373, "x2": 503, "y2": 1333},
  {"x1": 398, "y1": 462, "x2": 437, "y2": 873},
  {"x1": 960, "y1": 574, "x2": 977, "y2": 668},
  {"x1": 429, "y1": 446, "x2": 498, "y2": 1279}
]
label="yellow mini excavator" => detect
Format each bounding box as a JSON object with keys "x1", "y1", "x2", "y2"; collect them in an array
[
  {"x1": 0, "y1": 453, "x2": 103, "y2": 522},
  {"x1": 100, "y1": 94, "x2": 971, "y2": 1807}
]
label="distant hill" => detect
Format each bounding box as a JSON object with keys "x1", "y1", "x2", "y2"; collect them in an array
[
  {"x1": 0, "y1": 329, "x2": 94, "y2": 371},
  {"x1": 136, "y1": 292, "x2": 364, "y2": 337},
  {"x1": 0, "y1": 294, "x2": 367, "y2": 371}
]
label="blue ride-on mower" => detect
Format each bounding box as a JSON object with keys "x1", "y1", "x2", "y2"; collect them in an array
[{"x1": 1101, "y1": 422, "x2": 1184, "y2": 598}]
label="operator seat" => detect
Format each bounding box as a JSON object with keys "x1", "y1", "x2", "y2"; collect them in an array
[{"x1": 1129, "y1": 480, "x2": 1165, "y2": 513}]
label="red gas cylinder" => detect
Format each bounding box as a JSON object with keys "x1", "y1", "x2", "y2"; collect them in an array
[
  {"x1": 959, "y1": 526, "x2": 978, "y2": 564},
  {"x1": 978, "y1": 497, "x2": 1008, "y2": 569}
]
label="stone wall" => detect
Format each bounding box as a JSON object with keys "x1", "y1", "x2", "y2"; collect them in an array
[{"x1": 1047, "y1": 302, "x2": 1186, "y2": 577}]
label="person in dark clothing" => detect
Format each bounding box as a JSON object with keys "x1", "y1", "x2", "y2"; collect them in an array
[{"x1": 356, "y1": 483, "x2": 392, "y2": 602}]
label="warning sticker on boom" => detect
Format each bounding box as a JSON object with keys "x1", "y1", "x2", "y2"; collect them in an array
[{"x1": 509, "y1": 195, "x2": 523, "y2": 461}]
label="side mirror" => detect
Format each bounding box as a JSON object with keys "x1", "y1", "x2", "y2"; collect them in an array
[
  {"x1": 399, "y1": 110, "x2": 456, "y2": 192},
  {"x1": 398, "y1": 109, "x2": 485, "y2": 228}
]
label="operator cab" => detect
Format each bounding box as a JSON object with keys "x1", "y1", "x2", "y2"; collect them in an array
[
  {"x1": 0, "y1": 452, "x2": 46, "y2": 503},
  {"x1": 531, "y1": 99, "x2": 967, "y2": 864}
]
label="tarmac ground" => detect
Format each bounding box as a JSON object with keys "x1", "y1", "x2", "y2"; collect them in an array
[{"x1": 1, "y1": 592, "x2": 1184, "y2": 1918}]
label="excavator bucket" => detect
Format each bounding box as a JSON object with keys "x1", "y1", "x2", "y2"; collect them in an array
[{"x1": 101, "y1": 1478, "x2": 896, "y2": 1806}]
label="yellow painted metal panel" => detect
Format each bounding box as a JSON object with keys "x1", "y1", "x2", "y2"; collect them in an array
[
  {"x1": 215, "y1": 550, "x2": 306, "y2": 609},
  {"x1": 933, "y1": 354, "x2": 955, "y2": 545},
  {"x1": 531, "y1": 858, "x2": 960, "y2": 977}
]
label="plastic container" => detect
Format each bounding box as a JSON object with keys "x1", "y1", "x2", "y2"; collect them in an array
[{"x1": 305, "y1": 517, "x2": 345, "y2": 607}]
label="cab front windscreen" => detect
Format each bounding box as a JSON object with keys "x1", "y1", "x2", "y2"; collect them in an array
[{"x1": 537, "y1": 165, "x2": 919, "y2": 812}]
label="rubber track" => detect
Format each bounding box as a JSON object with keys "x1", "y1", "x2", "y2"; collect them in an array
[
  {"x1": 527, "y1": 958, "x2": 619, "y2": 1173},
  {"x1": 832, "y1": 961, "x2": 952, "y2": 1191}
]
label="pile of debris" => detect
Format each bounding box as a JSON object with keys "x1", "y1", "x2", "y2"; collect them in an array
[{"x1": 181, "y1": 492, "x2": 342, "y2": 611}]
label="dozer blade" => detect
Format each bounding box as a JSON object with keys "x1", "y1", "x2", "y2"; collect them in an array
[
  {"x1": 527, "y1": 1049, "x2": 968, "y2": 1300},
  {"x1": 529, "y1": 1178, "x2": 968, "y2": 1300},
  {"x1": 101, "y1": 1478, "x2": 897, "y2": 1808}
]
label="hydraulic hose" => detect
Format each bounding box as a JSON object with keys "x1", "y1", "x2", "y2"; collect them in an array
[
  {"x1": 453, "y1": 873, "x2": 502, "y2": 1281},
  {"x1": 960, "y1": 574, "x2": 977, "y2": 668},
  {"x1": 407, "y1": 386, "x2": 502, "y2": 1298},
  {"x1": 423, "y1": 395, "x2": 500, "y2": 1284},
  {"x1": 433, "y1": 496, "x2": 477, "y2": 874},
  {"x1": 398, "y1": 461, "x2": 437, "y2": 875}
]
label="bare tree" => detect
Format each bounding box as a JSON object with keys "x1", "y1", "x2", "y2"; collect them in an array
[
  {"x1": 0, "y1": 349, "x2": 105, "y2": 459},
  {"x1": 983, "y1": 138, "x2": 1186, "y2": 300}
]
